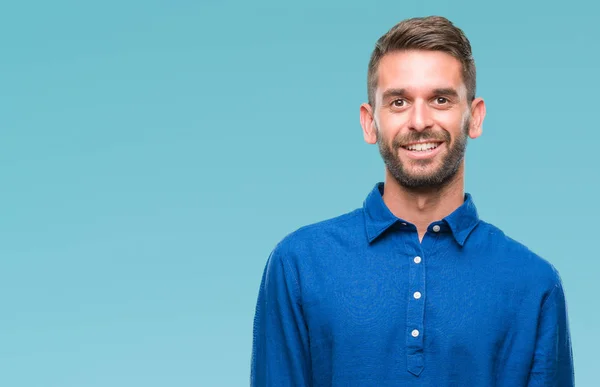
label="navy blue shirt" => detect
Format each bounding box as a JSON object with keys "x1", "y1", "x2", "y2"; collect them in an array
[{"x1": 251, "y1": 183, "x2": 574, "y2": 386}]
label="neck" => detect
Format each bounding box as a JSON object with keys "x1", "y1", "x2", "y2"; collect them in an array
[{"x1": 382, "y1": 163, "x2": 466, "y2": 241}]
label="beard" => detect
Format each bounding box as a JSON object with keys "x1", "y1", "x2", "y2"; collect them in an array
[{"x1": 376, "y1": 119, "x2": 469, "y2": 190}]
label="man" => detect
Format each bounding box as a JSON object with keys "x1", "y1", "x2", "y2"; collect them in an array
[{"x1": 251, "y1": 16, "x2": 574, "y2": 386}]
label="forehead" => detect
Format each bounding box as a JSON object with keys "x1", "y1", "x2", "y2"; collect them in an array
[{"x1": 376, "y1": 50, "x2": 466, "y2": 97}]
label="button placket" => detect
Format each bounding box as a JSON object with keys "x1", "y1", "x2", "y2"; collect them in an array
[{"x1": 406, "y1": 251, "x2": 426, "y2": 376}]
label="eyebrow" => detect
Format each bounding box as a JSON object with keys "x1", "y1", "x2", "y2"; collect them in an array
[
  {"x1": 381, "y1": 87, "x2": 460, "y2": 101},
  {"x1": 432, "y1": 88, "x2": 459, "y2": 98},
  {"x1": 381, "y1": 88, "x2": 407, "y2": 101}
]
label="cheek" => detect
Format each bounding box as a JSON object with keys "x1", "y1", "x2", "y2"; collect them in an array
[
  {"x1": 377, "y1": 112, "x2": 406, "y2": 140},
  {"x1": 380, "y1": 110, "x2": 409, "y2": 127},
  {"x1": 434, "y1": 111, "x2": 466, "y2": 135},
  {"x1": 433, "y1": 108, "x2": 460, "y2": 123},
  {"x1": 380, "y1": 129, "x2": 402, "y2": 149}
]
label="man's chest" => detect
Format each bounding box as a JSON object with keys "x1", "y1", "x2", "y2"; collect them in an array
[{"x1": 300, "y1": 249, "x2": 524, "y2": 356}]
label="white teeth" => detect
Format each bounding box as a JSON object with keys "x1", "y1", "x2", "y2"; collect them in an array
[{"x1": 406, "y1": 142, "x2": 440, "y2": 151}]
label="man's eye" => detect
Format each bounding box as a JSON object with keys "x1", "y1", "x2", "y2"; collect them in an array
[
  {"x1": 392, "y1": 99, "x2": 405, "y2": 107},
  {"x1": 435, "y1": 97, "x2": 448, "y2": 104}
]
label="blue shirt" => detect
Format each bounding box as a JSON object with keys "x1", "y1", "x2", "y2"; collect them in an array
[{"x1": 251, "y1": 182, "x2": 574, "y2": 386}]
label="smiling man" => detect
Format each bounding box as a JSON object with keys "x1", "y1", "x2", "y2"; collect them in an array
[{"x1": 251, "y1": 16, "x2": 574, "y2": 386}]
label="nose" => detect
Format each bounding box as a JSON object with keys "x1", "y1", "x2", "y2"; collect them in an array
[{"x1": 407, "y1": 100, "x2": 434, "y2": 132}]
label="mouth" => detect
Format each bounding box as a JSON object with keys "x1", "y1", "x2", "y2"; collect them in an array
[{"x1": 399, "y1": 141, "x2": 444, "y2": 159}]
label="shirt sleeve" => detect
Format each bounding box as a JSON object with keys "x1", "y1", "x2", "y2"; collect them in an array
[
  {"x1": 527, "y1": 280, "x2": 575, "y2": 387},
  {"x1": 250, "y1": 248, "x2": 311, "y2": 386}
]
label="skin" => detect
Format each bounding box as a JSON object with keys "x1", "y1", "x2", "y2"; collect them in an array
[{"x1": 359, "y1": 50, "x2": 486, "y2": 241}]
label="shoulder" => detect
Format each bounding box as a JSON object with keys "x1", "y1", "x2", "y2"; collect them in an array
[
  {"x1": 474, "y1": 220, "x2": 562, "y2": 289},
  {"x1": 263, "y1": 208, "x2": 363, "y2": 291},
  {"x1": 272, "y1": 208, "x2": 363, "y2": 257}
]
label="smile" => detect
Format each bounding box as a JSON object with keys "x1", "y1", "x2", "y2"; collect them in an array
[
  {"x1": 399, "y1": 141, "x2": 445, "y2": 160},
  {"x1": 401, "y1": 142, "x2": 442, "y2": 152}
]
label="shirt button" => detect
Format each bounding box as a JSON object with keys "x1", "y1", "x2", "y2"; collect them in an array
[
  {"x1": 413, "y1": 291, "x2": 422, "y2": 299},
  {"x1": 433, "y1": 225, "x2": 440, "y2": 232},
  {"x1": 411, "y1": 329, "x2": 420, "y2": 337},
  {"x1": 414, "y1": 256, "x2": 422, "y2": 264}
]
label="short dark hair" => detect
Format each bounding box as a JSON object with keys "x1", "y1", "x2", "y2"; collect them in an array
[{"x1": 367, "y1": 16, "x2": 476, "y2": 107}]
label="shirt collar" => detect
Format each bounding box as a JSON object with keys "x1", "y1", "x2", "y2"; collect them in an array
[{"x1": 363, "y1": 182, "x2": 480, "y2": 246}]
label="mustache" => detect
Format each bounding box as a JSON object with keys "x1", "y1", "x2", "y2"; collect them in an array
[{"x1": 392, "y1": 130, "x2": 450, "y2": 148}]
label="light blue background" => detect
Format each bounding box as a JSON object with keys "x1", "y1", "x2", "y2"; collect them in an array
[{"x1": 1, "y1": 1, "x2": 597, "y2": 386}]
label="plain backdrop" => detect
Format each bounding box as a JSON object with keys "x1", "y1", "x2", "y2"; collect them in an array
[{"x1": 1, "y1": 1, "x2": 598, "y2": 386}]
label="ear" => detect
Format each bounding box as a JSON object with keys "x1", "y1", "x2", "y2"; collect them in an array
[
  {"x1": 360, "y1": 103, "x2": 378, "y2": 144},
  {"x1": 468, "y1": 97, "x2": 486, "y2": 139}
]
